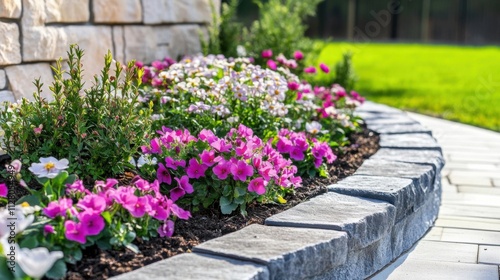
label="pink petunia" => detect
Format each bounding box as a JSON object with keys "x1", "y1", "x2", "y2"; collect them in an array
[
  {"x1": 289, "y1": 147, "x2": 305, "y2": 161},
  {"x1": 158, "y1": 220, "x2": 175, "y2": 237},
  {"x1": 78, "y1": 211, "x2": 105, "y2": 236},
  {"x1": 157, "y1": 163, "x2": 172, "y2": 185},
  {"x1": 0, "y1": 183, "x2": 7, "y2": 198},
  {"x1": 186, "y1": 158, "x2": 208, "y2": 179},
  {"x1": 288, "y1": 81, "x2": 300, "y2": 91},
  {"x1": 293, "y1": 50, "x2": 304, "y2": 61},
  {"x1": 261, "y1": 49, "x2": 273, "y2": 59},
  {"x1": 149, "y1": 138, "x2": 162, "y2": 154},
  {"x1": 304, "y1": 66, "x2": 317, "y2": 74},
  {"x1": 170, "y1": 176, "x2": 194, "y2": 202},
  {"x1": 64, "y1": 220, "x2": 87, "y2": 244},
  {"x1": 44, "y1": 225, "x2": 55, "y2": 235},
  {"x1": 123, "y1": 196, "x2": 150, "y2": 218},
  {"x1": 200, "y1": 150, "x2": 220, "y2": 167},
  {"x1": 319, "y1": 63, "x2": 330, "y2": 73},
  {"x1": 230, "y1": 160, "x2": 254, "y2": 182},
  {"x1": 248, "y1": 177, "x2": 268, "y2": 195},
  {"x1": 213, "y1": 160, "x2": 232, "y2": 180},
  {"x1": 77, "y1": 194, "x2": 106, "y2": 214},
  {"x1": 267, "y1": 59, "x2": 277, "y2": 70}
]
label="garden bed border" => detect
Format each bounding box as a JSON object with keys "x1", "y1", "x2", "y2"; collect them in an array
[{"x1": 112, "y1": 101, "x2": 444, "y2": 280}]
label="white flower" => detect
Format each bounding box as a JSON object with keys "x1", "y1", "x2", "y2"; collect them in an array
[
  {"x1": 227, "y1": 116, "x2": 239, "y2": 124},
  {"x1": 306, "y1": 121, "x2": 324, "y2": 135},
  {"x1": 17, "y1": 246, "x2": 64, "y2": 279},
  {"x1": 236, "y1": 45, "x2": 247, "y2": 57},
  {"x1": 0, "y1": 206, "x2": 34, "y2": 239},
  {"x1": 28, "y1": 157, "x2": 69, "y2": 179}
]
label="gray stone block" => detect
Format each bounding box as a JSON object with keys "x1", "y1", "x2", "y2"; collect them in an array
[
  {"x1": 312, "y1": 233, "x2": 393, "y2": 280},
  {"x1": 355, "y1": 101, "x2": 403, "y2": 114},
  {"x1": 265, "y1": 193, "x2": 396, "y2": 249},
  {"x1": 379, "y1": 133, "x2": 441, "y2": 152},
  {"x1": 354, "y1": 159, "x2": 436, "y2": 197},
  {"x1": 328, "y1": 175, "x2": 418, "y2": 222},
  {"x1": 363, "y1": 116, "x2": 418, "y2": 125},
  {"x1": 355, "y1": 111, "x2": 398, "y2": 120},
  {"x1": 111, "y1": 253, "x2": 270, "y2": 280},
  {"x1": 193, "y1": 224, "x2": 348, "y2": 280},
  {"x1": 391, "y1": 189, "x2": 441, "y2": 259},
  {"x1": 367, "y1": 123, "x2": 432, "y2": 135},
  {"x1": 370, "y1": 148, "x2": 445, "y2": 171}
]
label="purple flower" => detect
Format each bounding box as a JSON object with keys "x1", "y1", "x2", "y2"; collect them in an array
[
  {"x1": 170, "y1": 176, "x2": 194, "y2": 202},
  {"x1": 124, "y1": 196, "x2": 150, "y2": 218},
  {"x1": 213, "y1": 160, "x2": 232, "y2": 180},
  {"x1": 267, "y1": 59, "x2": 277, "y2": 70},
  {"x1": 186, "y1": 158, "x2": 208, "y2": 179},
  {"x1": 288, "y1": 81, "x2": 299, "y2": 91},
  {"x1": 0, "y1": 183, "x2": 7, "y2": 198},
  {"x1": 261, "y1": 49, "x2": 273, "y2": 59},
  {"x1": 248, "y1": 177, "x2": 267, "y2": 195},
  {"x1": 231, "y1": 160, "x2": 254, "y2": 182},
  {"x1": 200, "y1": 150, "x2": 220, "y2": 167},
  {"x1": 290, "y1": 147, "x2": 305, "y2": 161},
  {"x1": 319, "y1": 63, "x2": 330, "y2": 73},
  {"x1": 77, "y1": 194, "x2": 106, "y2": 214},
  {"x1": 66, "y1": 180, "x2": 88, "y2": 195},
  {"x1": 293, "y1": 50, "x2": 304, "y2": 60},
  {"x1": 64, "y1": 220, "x2": 87, "y2": 244},
  {"x1": 304, "y1": 66, "x2": 317, "y2": 74},
  {"x1": 43, "y1": 198, "x2": 73, "y2": 218},
  {"x1": 158, "y1": 220, "x2": 175, "y2": 237},
  {"x1": 44, "y1": 225, "x2": 55, "y2": 235},
  {"x1": 78, "y1": 211, "x2": 105, "y2": 236},
  {"x1": 157, "y1": 163, "x2": 172, "y2": 184}
]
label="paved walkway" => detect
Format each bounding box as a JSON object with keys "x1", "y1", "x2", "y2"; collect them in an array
[{"x1": 371, "y1": 112, "x2": 500, "y2": 280}]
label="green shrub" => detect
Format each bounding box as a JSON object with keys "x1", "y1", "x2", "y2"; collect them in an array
[{"x1": 0, "y1": 45, "x2": 152, "y2": 181}]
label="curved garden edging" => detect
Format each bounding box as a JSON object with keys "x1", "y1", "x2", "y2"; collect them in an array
[{"x1": 112, "y1": 101, "x2": 444, "y2": 280}]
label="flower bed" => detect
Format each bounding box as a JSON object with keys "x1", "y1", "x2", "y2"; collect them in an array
[{"x1": 0, "y1": 44, "x2": 371, "y2": 280}]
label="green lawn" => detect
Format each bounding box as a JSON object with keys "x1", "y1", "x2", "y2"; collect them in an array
[{"x1": 316, "y1": 42, "x2": 500, "y2": 131}]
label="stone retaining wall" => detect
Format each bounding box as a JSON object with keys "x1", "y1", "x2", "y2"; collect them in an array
[
  {"x1": 112, "y1": 101, "x2": 445, "y2": 280},
  {"x1": 0, "y1": 0, "x2": 217, "y2": 103}
]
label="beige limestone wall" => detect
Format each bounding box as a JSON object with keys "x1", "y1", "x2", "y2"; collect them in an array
[{"x1": 0, "y1": 0, "x2": 218, "y2": 102}]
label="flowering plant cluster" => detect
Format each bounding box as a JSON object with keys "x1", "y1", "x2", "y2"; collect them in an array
[
  {"x1": 140, "y1": 124, "x2": 301, "y2": 215},
  {"x1": 1, "y1": 157, "x2": 189, "y2": 279}
]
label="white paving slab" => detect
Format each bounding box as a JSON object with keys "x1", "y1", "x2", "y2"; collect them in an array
[
  {"x1": 478, "y1": 245, "x2": 500, "y2": 265},
  {"x1": 405, "y1": 240, "x2": 478, "y2": 264}
]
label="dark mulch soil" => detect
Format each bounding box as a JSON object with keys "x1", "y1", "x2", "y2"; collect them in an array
[{"x1": 63, "y1": 127, "x2": 379, "y2": 280}]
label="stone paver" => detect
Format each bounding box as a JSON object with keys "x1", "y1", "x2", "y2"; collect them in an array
[
  {"x1": 478, "y1": 245, "x2": 500, "y2": 265},
  {"x1": 373, "y1": 112, "x2": 500, "y2": 280}
]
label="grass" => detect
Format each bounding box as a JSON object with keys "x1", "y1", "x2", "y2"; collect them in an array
[{"x1": 315, "y1": 42, "x2": 500, "y2": 132}]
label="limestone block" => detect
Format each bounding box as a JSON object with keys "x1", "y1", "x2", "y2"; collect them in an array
[
  {"x1": 155, "y1": 25, "x2": 203, "y2": 60},
  {"x1": 0, "y1": 90, "x2": 16, "y2": 103},
  {"x1": 0, "y1": 70, "x2": 6, "y2": 89},
  {"x1": 65, "y1": 26, "x2": 113, "y2": 81},
  {"x1": 111, "y1": 253, "x2": 270, "y2": 280},
  {"x1": 0, "y1": 0, "x2": 22, "y2": 18},
  {"x1": 22, "y1": 27, "x2": 68, "y2": 61},
  {"x1": 368, "y1": 123, "x2": 432, "y2": 135},
  {"x1": 0, "y1": 23, "x2": 21, "y2": 65},
  {"x1": 45, "y1": 0, "x2": 90, "y2": 23},
  {"x1": 22, "y1": 0, "x2": 46, "y2": 26},
  {"x1": 379, "y1": 133, "x2": 442, "y2": 152},
  {"x1": 124, "y1": 26, "x2": 157, "y2": 63},
  {"x1": 93, "y1": 0, "x2": 142, "y2": 23},
  {"x1": 355, "y1": 101, "x2": 403, "y2": 114},
  {"x1": 143, "y1": 0, "x2": 214, "y2": 24},
  {"x1": 194, "y1": 224, "x2": 348, "y2": 280},
  {"x1": 112, "y1": 26, "x2": 125, "y2": 64},
  {"x1": 5, "y1": 64, "x2": 54, "y2": 101}
]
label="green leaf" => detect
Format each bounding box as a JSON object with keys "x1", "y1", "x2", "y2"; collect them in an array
[
  {"x1": 101, "y1": 211, "x2": 112, "y2": 224},
  {"x1": 19, "y1": 236, "x2": 39, "y2": 249},
  {"x1": 45, "y1": 259, "x2": 67, "y2": 280},
  {"x1": 125, "y1": 243, "x2": 140, "y2": 254},
  {"x1": 234, "y1": 187, "x2": 246, "y2": 198},
  {"x1": 16, "y1": 195, "x2": 41, "y2": 206},
  {"x1": 220, "y1": 198, "x2": 238, "y2": 215},
  {"x1": 0, "y1": 256, "x2": 14, "y2": 280},
  {"x1": 96, "y1": 239, "x2": 112, "y2": 250},
  {"x1": 222, "y1": 185, "x2": 232, "y2": 197},
  {"x1": 64, "y1": 174, "x2": 77, "y2": 185},
  {"x1": 233, "y1": 196, "x2": 245, "y2": 205},
  {"x1": 219, "y1": 196, "x2": 231, "y2": 206}
]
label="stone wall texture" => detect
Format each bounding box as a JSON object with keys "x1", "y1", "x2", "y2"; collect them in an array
[{"x1": 0, "y1": 0, "x2": 217, "y2": 101}]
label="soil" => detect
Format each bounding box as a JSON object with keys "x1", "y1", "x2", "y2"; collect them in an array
[{"x1": 63, "y1": 127, "x2": 380, "y2": 280}]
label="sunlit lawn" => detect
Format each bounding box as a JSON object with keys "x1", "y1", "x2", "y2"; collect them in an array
[{"x1": 316, "y1": 42, "x2": 500, "y2": 131}]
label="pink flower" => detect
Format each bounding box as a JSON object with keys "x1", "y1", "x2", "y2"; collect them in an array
[
  {"x1": 158, "y1": 220, "x2": 175, "y2": 237},
  {"x1": 0, "y1": 183, "x2": 7, "y2": 198},
  {"x1": 6, "y1": 159, "x2": 22, "y2": 174},
  {"x1": 64, "y1": 220, "x2": 87, "y2": 244},
  {"x1": 248, "y1": 177, "x2": 267, "y2": 195},
  {"x1": 267, "y1": 59, "x2": 277, "y2": 70},
  {"x1": 231, "y1": 160, "x2": 254, "y2": 182},
  {"x1": 213, "y1": 160, "x2": 232, "y2": 180},
  {"x1": 78, "y1": 212, "x2": 105, "y2": 236},
  {"x1": 319, "y1": 63, "x2": 330, "y2": 73},
  {"x1": 147, "y1": 196, "x2": 168, "y2": 220},
  {"x1": 44, "y1": 225, "x2": 55, "y2": 235},
  {"x1": 276, "y1": 137, "x2": 293, "y2": 153},
  {"x1": 288, "y1": 81, "x2": 299, "y2": 91},
  {"x1": 66, "y1": 180, "x2": 88, "y2": 195},
  {"x1": 198, "y1": 129, "x2": 218, "y2": 144},
  {"x1": 43, "y1": 198, "x2": 74, "y2": 218},
  {"x1": 112, "y1": 186, "x2": 138, "y2": 206},
  {"x1": 290, "y1": 147, "x2": 305, "y2": 161},
  {"x1": 157, "y1": 163, "x2": 172, "y2": 185},
  {"x1": 314, "y1": 157, "x2": 323, "y2": 168},
  {"x1": 33, "y1": 124, "x2": 43, "y2": 135},
  {"x1": 200, "y1": 150, "x2": 220, "y2": 167},
  {"x1": 293, "y1": 50, "x2": 304, "y2": 60},
  {"x1": 186, "y1": 158, "x2": 208, "y2": 179},
  {"x1": 124, "y1": 196, "x2": 150, "y2": 218},
  {"x1": 304, "y1": 66, "x2": 316, "y2": 74},
  {"x1": 77, "y1": 194, "x2": 106, "y2": 214},
  {"x1": 170, "y1": 176, "x2": 194, "y2": 202},
  {"x1": 261, "y1": 49, "x2": 273, "y2": 59},
  {"x1": 211, "y1": 139, "x2": 232, "y2": 153}
]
